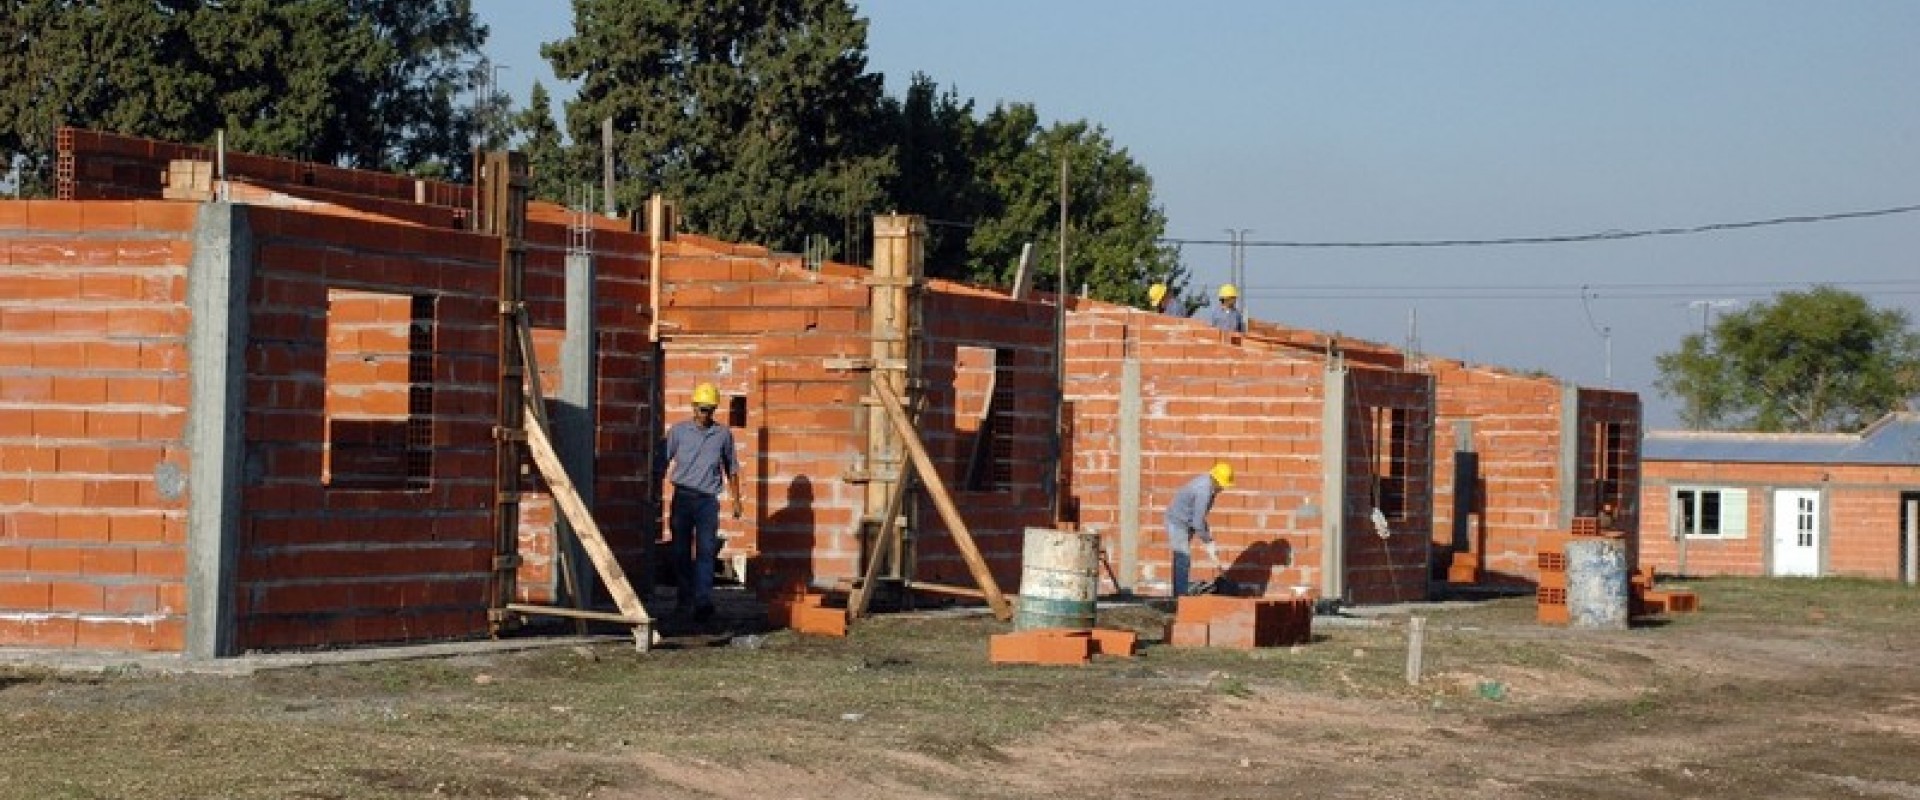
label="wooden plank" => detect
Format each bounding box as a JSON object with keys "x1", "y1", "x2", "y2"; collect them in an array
[
  {"x1": 872, "y1": 381, "x2": 1011, "y2": 620},
  {"x1": 514, "y1": 309, "x2": 588, "y2": 635},
  {"x1": 523, "y1": 401, "x2": 652, "y2": 627},
  {"x1": 906, "y1": 581, "x2": 986, "y2": 600},
  {"x1": 1009, "y1": 242, "x2": 1035, "y2": 299},
  {"x1": 507, "y1": 603, "x2": 644, "y2": 625}
]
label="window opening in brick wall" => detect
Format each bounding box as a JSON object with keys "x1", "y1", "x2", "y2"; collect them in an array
[
  {"x1": 957, "y1": 346, "x2": 1013, "y2": 492},
  {"x1": 1368, "y1": 406, "x2": 1409, "y2": 521},
  {"x1": 324, "y1": 288, "x2": 434, "y2": 490},
  {"x1": 1589, "y1": 420, "x2": 1632, "y2": 526},
  {"x1": 1672, "y1": 487, "x2": 1747, "y2": 538}
]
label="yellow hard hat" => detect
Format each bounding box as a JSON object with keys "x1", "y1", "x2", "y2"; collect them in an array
[
  {"x1": 1148, "y1": 283, "x2": 1168, "y2": 305},
  {"x1": 1218, "y1": 283, "x2": 1239, "y2": 300},
  {"x1": 691, "y1": 382, "x2": 720, "y2": 407},
  {"x1": 1209, "y1": 461, "x2": 1234, "y2": 488}
]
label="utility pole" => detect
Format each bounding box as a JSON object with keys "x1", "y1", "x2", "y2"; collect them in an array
[{"x1": 1687, "y1": 299, "x2": 1739, "y2": 334}]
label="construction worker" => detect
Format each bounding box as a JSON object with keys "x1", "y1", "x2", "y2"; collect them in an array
[
  {"x1": 655, "y1": 382, "x2": 743, "y2": 622},
  {"x1": 1166, "y1": 461, "x2": 1233, "y2": 597},
  {"x1": 1147, "y1": 282, "x2": 1176, "y2": 315},
  {"x1": 1192, "y1": 283, "x2": 1245, "y2": 334}
]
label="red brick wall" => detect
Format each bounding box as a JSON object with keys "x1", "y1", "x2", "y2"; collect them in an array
[
  {"x1": 1639, "y1": 460, "x2": 1920, "y2": 579},
  {"x1": 1066, "y1": 304, "x2": 1434, "y2": 604},
  {"x1": 1430, "y1": 362, "x2": 1566, "y2": 585},
  {"x1": 655, "y1": 252, "x2": 1063, "y2": 596},
  {"x1": 235, "y1": 206, "x2": 658, "y2": 649},
  {"x1": 1343, "y1": 365, "x2": 1436, "y2": 604},
  {"x1": 657, "y1": 252, "x2": 871, "y2": 589},
  {"x1": 0, "y1": 201, "x2": 197, "y2": 649},
  {"x1": 919, "y1": 287, "x2": 1060, "y2": 590}
]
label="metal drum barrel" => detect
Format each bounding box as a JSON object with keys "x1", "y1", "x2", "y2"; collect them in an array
[
  {"x1": 1565, "y1": 536, "x2": 1630, "y2": 630},
  {"x1": 1013, "y1": 527, "x2": 1100, "y2": 631}
]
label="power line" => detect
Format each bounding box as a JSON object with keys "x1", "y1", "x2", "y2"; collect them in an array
[
  {"x1": 1163, "y1": 203, "x2": 1920, "y2": 249},
  {"x1": 1246, "y1": 288, "x2": 1920, "y2": 301}
]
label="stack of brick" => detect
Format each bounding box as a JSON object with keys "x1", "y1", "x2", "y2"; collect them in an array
[
  {"x1": 1446, "y1": 551, "x2": 1479, "y2": 584},
  {"x1": 1538, "y1": 517, "x2": 1656, "y2": 625},
  {"x1": 1164, "y1": 595, "x2": 1313, "y2": 649},
  {"x1": 1630, "y1": 567, "x2": 1701, "y2": 616},
  {"x1": 1536, "y1": 546, "x2": 1569, "y2": 625},
  {"x1": 988, "y1": 627, "x2": 1137, "y2": 666},
  {"x1": 763, "y1": 586, "x2": 847, "y2": 637}
]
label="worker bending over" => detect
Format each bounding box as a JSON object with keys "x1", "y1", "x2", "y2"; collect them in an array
[{"x1": 1165, "y1": 461, "x2": 1233, "y2": 597}]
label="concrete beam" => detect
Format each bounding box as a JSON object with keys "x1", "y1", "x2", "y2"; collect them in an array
[{"x1": 184, "y1": 204, "x2": 252, "y2": 660}]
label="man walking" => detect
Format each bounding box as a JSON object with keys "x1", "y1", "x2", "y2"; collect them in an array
[
  {"x1": 1166, "y1": 461, "x2": 1233, "y2": 597},
  {"x1": 655, "y1": 382, "x2": 742, "y2": 621},
  {"x1": 1192, "y1": 283, "x2": 1246, "y2": 333}
]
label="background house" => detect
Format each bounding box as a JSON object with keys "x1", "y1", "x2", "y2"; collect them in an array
[{"x1": 1640, "y1": 412, "x2": 1920, "y2": 580}]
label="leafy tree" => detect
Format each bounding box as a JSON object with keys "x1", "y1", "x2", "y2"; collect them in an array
[
  {"x1": 545, "y1": 0, "x2": 895, "y2": 254},
  {"x1": 957, "y1": 103, "x2": 1181, "y2": 303},
  {"x1": 1655, "y1": 287, "x2": 1920, "y2": 432},
  {"x1": 513, "y1": 82, "x2": 585, "y2": 204},
  {"x1": 0, "y1": 0, "x2": 494, "y2": 193}
]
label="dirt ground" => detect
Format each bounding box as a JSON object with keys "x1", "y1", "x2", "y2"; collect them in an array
[{"x1": 2, "y1": 577, "x2": 1917, "y2": 800}]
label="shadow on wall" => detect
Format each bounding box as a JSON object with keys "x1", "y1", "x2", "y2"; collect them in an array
[
  {"x1": 761, "y1": 474, "x2": 816, "y2": 592},
  {"x1": 1225, "y1": 539, "x2": 1294, "y2": 595}
]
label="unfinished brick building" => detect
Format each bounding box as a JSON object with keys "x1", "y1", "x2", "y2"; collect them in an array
[
  {"x1": 1243, "y1": 321, "x2": 1644, "y2": 590},
  {"x1": 1427, "y1": 358, "x2": 1643, "y2": 587},
  {"x1": 1067, "y1": 304, "x2": 1437, "y2": 605},
  {"x1": 1, "y1": 130, "x2": 659, "y2": 655},
  {"x1": 1638, "y1": 412, "x2": 1920, "y2": 580},
  {"x1": 2, "y1": 129, "x2": 1650, "y2": 655},
  {"x1": 650, "y1": 221, "x2": 1062, "y2": 601}
]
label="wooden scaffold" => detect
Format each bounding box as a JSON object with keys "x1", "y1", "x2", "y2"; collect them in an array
[{"x1": 478, "y1": 150, "x2": 654, "y2": 650}]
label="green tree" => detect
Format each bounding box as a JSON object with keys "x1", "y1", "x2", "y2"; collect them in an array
[
  {"x1": 0, "y1": 0, "x2": 493, "y2": 193},
  {"x1": 1655, "y1": 287, "x2": 1920, "y2": 432},
  {"x1": 958, "y1": 103, "x2": 1181, "y2": 304},
  {"x1": 513, "y1": 82, "x2": 584, "y2": 204},
  {"x1": 545, "y1": 0, "x2": 895, "y2": 254}
]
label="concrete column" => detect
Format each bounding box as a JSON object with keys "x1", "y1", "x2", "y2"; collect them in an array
[
  {"x1": 554, "y1": 252, "x2": 598, "y2": 602},
  {"x1": 1118, "y1": 357, "x2": 1141, "y2": 592},
  {"x1": 184, "y1": 204, "x2": 252, "y2": 659},
  {"x1": 1321, "y1": 362, "x2": 1348, "y2": 602},
  {"x1": 1557, "y1": 383, "x2": 1580, "y2": 529}
]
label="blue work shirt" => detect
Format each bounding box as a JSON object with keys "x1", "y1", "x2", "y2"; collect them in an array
[
  {"x1": 1192, "y1": 303, "x2": 1245, "y2": 334},
  {"x1": 656, "y1": 419, "x2": 737, "y2": 497},
  {"x1": 1164, "y1": 473, "x2": 1218, "y2": 543}
]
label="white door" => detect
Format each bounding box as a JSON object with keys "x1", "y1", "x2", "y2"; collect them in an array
[{"x1": 1771, "y1": 489, "x2": 1821, "y2": 577}]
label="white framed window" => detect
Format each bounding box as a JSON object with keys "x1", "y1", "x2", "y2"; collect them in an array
[{"x1": 1671, "y1": 487, "x2": 1748, "y2": 539}]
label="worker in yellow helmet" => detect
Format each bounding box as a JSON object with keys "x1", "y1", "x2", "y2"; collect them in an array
[
  {"x1": 1165, "y1": 461, "x2": 1234, "y2": 597},
  {"x1": 654, "y1": 382, "x2": 742, "y2": 623},
  {"x1": 1147, "y1": 282, "x2": 1176, "y2": 315},
  {"x1": 1191, "y1": 283, "x2": 1245, "y2": 334}
]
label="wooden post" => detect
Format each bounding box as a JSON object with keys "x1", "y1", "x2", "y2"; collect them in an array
[
  {"x1": 485, "y1": 151, "x2": 529, "y2": 636},
  {"x1": 873, "y1": 380, "x2": 1011, "y2": 620},
  {"x1": 1405, "y1": 616, "x2": 1426, "y2": 685},
  {"x1": 864, "y1": 215, "x2": 923, "y2": 584}
]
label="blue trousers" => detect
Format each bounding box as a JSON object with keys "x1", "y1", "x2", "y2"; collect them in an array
[
  {"x1": 669, "y1": 490, "x2": 721, "y2": 609},
  {"x1": 1167, "y1": 522, "x2": 1193, "y2": 597}
]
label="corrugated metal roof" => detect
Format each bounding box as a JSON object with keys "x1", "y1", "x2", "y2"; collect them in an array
[{"x1": 1644, "y1": 412, "x2": 1920, "y2": 465}]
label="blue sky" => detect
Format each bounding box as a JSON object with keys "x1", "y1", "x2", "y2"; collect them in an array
[{"x1": 471, "y1": 1, "x2": 1920, "y2": 428}]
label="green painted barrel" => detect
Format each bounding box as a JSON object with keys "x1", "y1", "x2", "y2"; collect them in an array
[{"x1": 1013, "y1": 527, "x2": 1100, "y2": 631}]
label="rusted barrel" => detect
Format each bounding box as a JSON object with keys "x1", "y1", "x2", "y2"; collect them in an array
[{"x1": 1013, "y1": 527, "x2": 1100, "y2": 631}]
